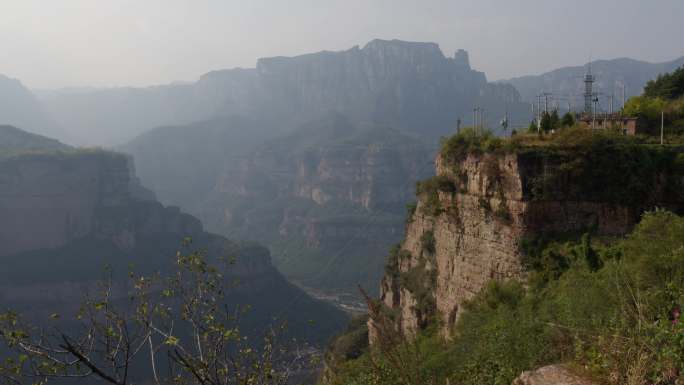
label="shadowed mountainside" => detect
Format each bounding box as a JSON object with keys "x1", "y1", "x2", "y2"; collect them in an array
[{"x1": 0, "y1": 127, "x2": 347, "y2": 345}]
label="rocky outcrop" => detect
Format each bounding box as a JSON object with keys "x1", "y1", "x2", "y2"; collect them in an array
[
  {"x1": 372, "y1": 143, "x2": 684, "y2": 338},
  {"x1": 0, "y1": 150, "x2": 172, "y2": 256},
  {"x1": 0, "y1": 143, "x2": 348, "y2": 345},
  {"x1": 512, "y1": 365, "x2": 595, "y2": 385}
]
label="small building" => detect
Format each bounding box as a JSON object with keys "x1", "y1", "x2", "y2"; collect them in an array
[{"x1": 578, "y1": 113, "x2": 644, "y2": 135}]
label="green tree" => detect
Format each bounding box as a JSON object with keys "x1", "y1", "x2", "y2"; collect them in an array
[
  {"x1": 527, "y1": 121, "x2": 538, "y2": 133},
  {"x1": 561, "y1": 112, "x2": 575, "y2": 127},
  {"x1": 549, "y1": 110, "x2": 560, "y2": 130},
  {"x1": 623, "y1": 95, "x2": 667, "y2": 122},
  {"x1": 539, "y1": 111, "x2": 554, "y2": 132},
  {"x1": 644, "y1": 65, "x2": 684, "y2": 100}
]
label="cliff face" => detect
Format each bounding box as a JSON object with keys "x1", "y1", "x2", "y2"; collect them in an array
[
  {"x1": 40, "y1": 39, "x2": 527, "y2": 145},
  {"x1": 374, "y1": 143, "x2": 684, "y2": 338},
  {"x1": 0, "y1": 151, "x2": 178, "y2": 256},
  {"x1": 200, "y1": 116, "x2": 434, "y2": 292},
  {"x1": 0, "y1": 144, "x2": 347, "y2": 344}
]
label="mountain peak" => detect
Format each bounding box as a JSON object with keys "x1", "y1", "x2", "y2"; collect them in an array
[
  {"x1": 0, "y1": 125, "x2": 70, "y2": 153},
  {"x1": 453, "y1": 49, "x2": 471, "y2": 70}
]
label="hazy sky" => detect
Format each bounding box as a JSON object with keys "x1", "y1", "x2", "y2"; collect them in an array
[{"x1": 2, "y1": 0, "x2": 683, "y2": 89}]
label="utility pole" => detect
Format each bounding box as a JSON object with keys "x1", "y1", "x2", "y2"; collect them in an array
[
  {"x1": 537, "y1": 94, "x2": 543, "y2": 132},
  {"x1": 456, "y1": 117, "x2": 462, "y2": 134},
  {"x1": 609, "y1": 94, "x2": 614, "y2": 115},
  {"x1": 544, "y1": 93, "x2": 550, "y2": 114},
  {"x1": 622, "y1": 83, "x2": 626, "y2": 109},
  {"x1": 592, "y1": 96, "x2": 599, "y2": 130},
  {"x1": 661, "y1": 110, "x2": 665, "y2": 145}
]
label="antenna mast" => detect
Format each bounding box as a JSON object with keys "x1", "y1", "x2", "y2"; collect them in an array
[{"x1": 584, "y1": 61, "x2": 595, "y2": 114}]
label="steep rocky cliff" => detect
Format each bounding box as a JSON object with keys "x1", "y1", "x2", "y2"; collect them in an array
[
  {"x1": 0, "y1": 150, "x2": 164, "y2": 256},
  {"x1": 40, "y1": 39, "x2": 527, "y2": 145},
  {"x1": 0, "y1": 135, "x2": 347, "y2": 343},
  {"x1": 199, "y1": 115, "x2": 434, "y2": 293},
  {"x1": 372, "y1": 131, "x2": 684, "y2": 338}
]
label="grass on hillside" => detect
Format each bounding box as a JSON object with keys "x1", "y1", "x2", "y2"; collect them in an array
[{"x1": 325, "y1": 210, "x2": 684, "y2": 385}]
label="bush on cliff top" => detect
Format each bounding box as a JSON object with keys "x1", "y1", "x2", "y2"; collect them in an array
[
  {"x1": 415, "y1": 175, "x2": 456, "y2": 216},
  {"x1": 325, "y1": 210, "x2": 684, "y2": 385},
  {"x1": 438, "y1": 127, "x2": 684, "y2": 205}
]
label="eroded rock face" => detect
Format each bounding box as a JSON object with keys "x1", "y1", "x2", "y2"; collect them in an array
[
  {"x1": 372, "y1": 148, "x2": 683, "y2": 339},
  {"x1": 512, "y1": 365, "x2": 595, "y2": 385},
  {"x1": 0, "y1": 152, "x2": 193, "y2": 256},
  {"x1": 200, "y1": 117, "x2": 434, "y2": 291},
  {"x1": 0, "y1": 148, "x2": 348, "y2": 346}
]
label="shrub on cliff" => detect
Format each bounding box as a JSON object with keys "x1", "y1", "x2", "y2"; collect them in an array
[
  {"x1": 420, "y1": 230, "x2": 436, "y2": 255},
  {"x1": 327, "y1": 210, "x2": 684, "y2": 385},
  {"x1": 325, "y1": 314, "x2": 370, "y2": 365},
  {"x1": 416, "y1": 175, "x2": 457, "y2": 216},
  {"x1": 450, "y1": 210, "x2": 684, "y2": 385},
  {"x1": 439, "y1": 127, "x2": 509, "y2": 165}
]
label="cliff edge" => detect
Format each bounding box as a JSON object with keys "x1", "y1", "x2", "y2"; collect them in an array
[{"x1": 371, "y1": 128, "x2": 684, "y2": 339}]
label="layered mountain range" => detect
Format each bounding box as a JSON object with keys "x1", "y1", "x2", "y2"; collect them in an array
[
  {"x1": 4, "y1": 39, "x2": 683, "y2": 309},
  {"x1": 37, "y1": 39, "x2": 527, "y2": 145}
]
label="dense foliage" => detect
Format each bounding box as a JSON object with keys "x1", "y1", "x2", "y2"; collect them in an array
[
  {"x1": 644, "y1": 65, "x2": 684, "y2": 100},
  {"x1": 325, "y1": 122, "x2": 684, "y2": 385},
  {"x1": 415, "y1": 176, "x2": 456, "y2": 216},
  {"x1": 440, "y1": 126, "x2": 684, "y2": 205},
  {"x1": 324, "y1": 210, "x2": 684, "y2": 385},
  {"x1": 624, "y1": 66, "x2": 684, "y2": 134}
]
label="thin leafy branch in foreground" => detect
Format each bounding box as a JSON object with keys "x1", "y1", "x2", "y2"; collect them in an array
[{"x1": 0, "y1": 240, "x2": 311, "y2": 385}]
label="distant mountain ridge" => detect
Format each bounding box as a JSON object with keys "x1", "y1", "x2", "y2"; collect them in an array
[
  {"x1": 0, "y1": 75, "x2": 61, "y2": 139},
  {"x1": 39, "y1": 39, "x2": 527, "y2": 145},
  {"x1": 502, "y1": 55, "x2": 684, "y2": 106},
  {"x1": 0, "y1": 124, "x2": 70, "y2": 152}
]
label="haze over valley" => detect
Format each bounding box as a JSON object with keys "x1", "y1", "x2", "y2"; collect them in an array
[{"x1": 2, "y1": 1, "x2": 684, "y2": 384}]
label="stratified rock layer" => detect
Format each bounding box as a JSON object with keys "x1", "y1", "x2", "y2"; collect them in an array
[
  {"x1": 373, "y1": 147, "x2": 683, "y2": 338},
  {"x1": 200, "y1": 116, "x2": 434, "y2": 291}
]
